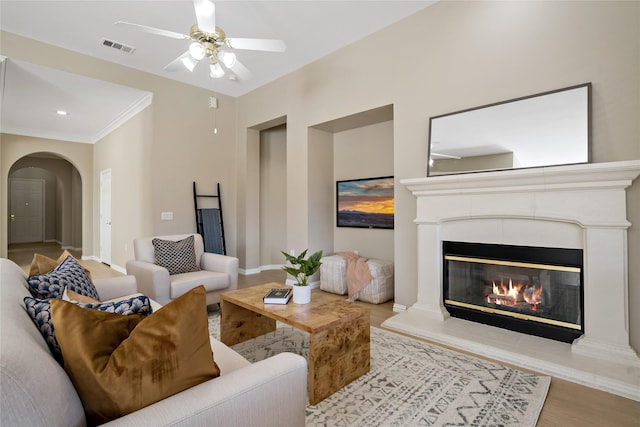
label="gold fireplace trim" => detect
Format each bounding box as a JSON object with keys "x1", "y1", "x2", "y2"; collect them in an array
[
  {"x1": 445, "y1": 300, "x2": 582, "y2": 330},
  {"x1": 444, "y1": 255, "x2": 581, "y2": 273}
]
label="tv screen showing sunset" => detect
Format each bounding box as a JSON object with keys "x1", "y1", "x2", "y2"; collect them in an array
[{"x1": 337, "y1": 176, "x2": 394, "y2": 229}]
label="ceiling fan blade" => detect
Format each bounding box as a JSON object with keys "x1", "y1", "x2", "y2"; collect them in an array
[
  {"x1": 228, "y1": 59, "x2": 253, "y2": 81},
  {"x1": 164, "y1": 51, "x2": 199, "y2": 72},
  {"x1": 193, "y1": 0, "x2": 216, "y2": 34},
  {"x1": 115, "y1": 21, "x2": 188, "y2": 40},
  {"x1": 226, "y1": 38, "x2": 286, "y2": 53}
]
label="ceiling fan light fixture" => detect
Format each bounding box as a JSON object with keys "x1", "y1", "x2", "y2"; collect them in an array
[
  {"x1": 188, "y1": 42, "x2": 206, "y2": 60},
  {"x1": 219, "y1": 50, "x2": 236, "y2": 68},
  {"x1": 117, "y1": 1, "x2": 287, "y2": 82},
  {"x1": 210, "y1": 62, "x2": 224, "y2": 78}
]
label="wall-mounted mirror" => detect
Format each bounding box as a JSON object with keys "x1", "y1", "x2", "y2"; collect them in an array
[{"x1": 427, "y1": 83, "x2": 590, "y2": 176}]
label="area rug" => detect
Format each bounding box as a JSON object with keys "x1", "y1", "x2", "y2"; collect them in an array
[{"x1": 208, "y1": 308, "x2": 550, "y2": 426}]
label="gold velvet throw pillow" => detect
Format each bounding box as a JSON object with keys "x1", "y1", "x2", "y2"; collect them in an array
[{"x1": 51, "y1": 285, "x2": 220, "y2": 425}]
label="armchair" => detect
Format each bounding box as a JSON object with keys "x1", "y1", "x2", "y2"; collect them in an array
[{"x1": 126, "y1": 233, "x2": 238, "y2": 306}]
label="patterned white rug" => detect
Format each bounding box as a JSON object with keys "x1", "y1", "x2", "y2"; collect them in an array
[{"x1": 208, "y1": 308, "x2": 550, "y2": 426}]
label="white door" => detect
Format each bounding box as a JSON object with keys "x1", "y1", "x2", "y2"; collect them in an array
[
  {"x1": 100, "y1": 169, "x2": 112, "y2": 265},
  {"x1": 9, "y1": 179, "x2": 45, "y2": 244}
]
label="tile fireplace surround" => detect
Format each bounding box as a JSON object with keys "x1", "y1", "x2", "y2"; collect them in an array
[{"x1": 382, "y1": 160, "x2": 640, "y2": 401}]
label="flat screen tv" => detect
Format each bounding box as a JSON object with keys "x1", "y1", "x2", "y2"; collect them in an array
[{"x1": 336, "y1": 176, "x2": 394, "y2": 229}]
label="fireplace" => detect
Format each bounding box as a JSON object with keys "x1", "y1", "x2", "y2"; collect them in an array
[
  {"x1": 381, "y1": 161, "x2": 640, "y2": 400},
  {"x1": 443, "y1": 241, "x2": 583, "y2": 343}
]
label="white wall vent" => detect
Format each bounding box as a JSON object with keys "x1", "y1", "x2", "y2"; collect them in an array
[{"x1": 100, "y1": 38, "x2": 136, "y2": 54}]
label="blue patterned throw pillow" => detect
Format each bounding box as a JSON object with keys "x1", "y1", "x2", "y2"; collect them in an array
[
  {"x1": 24, "y1": 297, "x2": 64, "y2": 364},
  {"x1": 24, "y1": 294, "x2": 153, "y2": 364},
  {"x1": 27, "y1": 255, "x2": 100, "y2": 300},
  {"x1": 74, "y1": 295, "x2": 152, "y2": 315}
]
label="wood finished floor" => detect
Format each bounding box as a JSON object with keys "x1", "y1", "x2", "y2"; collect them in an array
[{"x1": 7, "y1": 243, "x2": 640, "y2": 426}]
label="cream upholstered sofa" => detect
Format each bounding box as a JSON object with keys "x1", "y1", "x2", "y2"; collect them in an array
[
  {"x1": 126, "y1": 233, "x2": 238, "y2": 306},
  {"x1": 0, "y1": 258, "x2": 307, "y2": 426}
]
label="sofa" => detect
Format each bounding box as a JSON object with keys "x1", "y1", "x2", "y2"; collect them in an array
[
  {"x1": 0, "y1": 258, "x2": 308, "y2": 426},
  {"x1": 126, "y1": 233, "x2": 239, "y2": 306}
]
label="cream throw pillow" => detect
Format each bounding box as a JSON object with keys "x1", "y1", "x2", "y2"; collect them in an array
[{"x1": 51, "y1": 285, "x2": 220, "y2": 425}]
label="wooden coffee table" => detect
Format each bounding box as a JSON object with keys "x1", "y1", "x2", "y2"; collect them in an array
[{"x1": 220, "y1": 282, "x2": 370, "y2": 404}]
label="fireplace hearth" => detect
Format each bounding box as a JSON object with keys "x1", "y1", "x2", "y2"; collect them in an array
[{"x1": 443, "y1": 241, "x2": 583, "y2": 343}]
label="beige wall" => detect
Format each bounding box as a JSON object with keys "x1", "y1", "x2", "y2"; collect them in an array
[
  {"x1": 93, "y1": 106, "x2": 153, "y2": 270},
  {"x1": 70, "y1": 167, "x2": 82, "y2": 250},
  {"x1": 236, "y1": 1, "x2": 640, "y2": 349},
  {"x1": 333, "y1": 121, "x2": 394, "y2": 261},
  {"x1": 308, "y1": 127, "x2": 334, "y2": 260},
  {"x1": 259, "y1": 125, "x2": 287, "y2": 266}
]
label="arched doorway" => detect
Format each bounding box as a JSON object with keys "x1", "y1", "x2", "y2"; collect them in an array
[{"x1": 7, "y1": 152, "x2": 82, "y2": 266}]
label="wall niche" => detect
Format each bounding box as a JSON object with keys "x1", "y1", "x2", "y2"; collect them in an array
[{"x1": 309, "y1": 104, "x2": 394, "y2": 262}]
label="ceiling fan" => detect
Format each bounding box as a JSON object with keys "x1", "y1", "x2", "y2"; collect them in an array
[{"x1": 115, "y1": 0, "x2": 286, "y2": 81}]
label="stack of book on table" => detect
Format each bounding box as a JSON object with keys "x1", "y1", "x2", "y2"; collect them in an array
[{"x1": 263, "y1": 288, "x2": 292, "y2": 304}]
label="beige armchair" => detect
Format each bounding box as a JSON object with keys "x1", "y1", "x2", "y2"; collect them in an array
[{"x1": 126, "y1": 233, "x2": 238, "y2": 306}]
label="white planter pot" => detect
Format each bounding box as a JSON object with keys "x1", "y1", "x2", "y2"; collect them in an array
[{"x1": 292, "y1": 285, "x2": 311, "y2": 304}]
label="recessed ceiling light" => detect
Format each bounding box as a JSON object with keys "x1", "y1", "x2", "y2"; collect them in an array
[{"x1": 56, "y1": 110, "x2": 68, "y2": 116}]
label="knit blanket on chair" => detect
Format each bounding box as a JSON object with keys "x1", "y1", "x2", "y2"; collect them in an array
[{"x1": 335, "y1": 252, "x2": 373, "y2": 299}]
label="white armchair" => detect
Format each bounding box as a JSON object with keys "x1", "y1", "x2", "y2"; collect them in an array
[{"x1": 126, "y1": 233, "x2": 238, "y2": 306}]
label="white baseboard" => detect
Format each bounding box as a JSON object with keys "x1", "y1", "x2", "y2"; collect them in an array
[
  {"x1": 240, "y1": 268, "x2": 261, "y2": 275},
  {"x1": 110, "y1": 264, "x2": 126, "y2": 275},
  {"x1": 81, "y1": 255, "x2": 126, "y2": 275},
  {"x1": 240, "y1": 264, "x2": 285, "y2": 275},
  {"x1": 392, "y1": 303, "x2": 407, "y2": 312}
]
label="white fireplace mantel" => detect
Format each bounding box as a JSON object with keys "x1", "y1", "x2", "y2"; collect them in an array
[{"x1": 382, "y1": 160, "x2": 640, "y2": 401}]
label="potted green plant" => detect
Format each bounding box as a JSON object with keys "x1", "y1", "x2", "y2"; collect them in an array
[{"x1": 281, "y1": 249, "x2": 323, "y2": 304}]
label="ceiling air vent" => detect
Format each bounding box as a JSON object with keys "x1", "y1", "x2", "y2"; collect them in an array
[{"x1": 100, "y1": 38, "x2": 136, "y2": 54}]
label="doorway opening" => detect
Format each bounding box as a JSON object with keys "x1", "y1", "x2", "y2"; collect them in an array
[{"x1": 7, "y1": 153, "x2": 83, "y2": 262}]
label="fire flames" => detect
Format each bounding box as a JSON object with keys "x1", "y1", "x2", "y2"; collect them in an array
[{"x1": 487, "y1": 278, "x2": 543, "y2": 310}]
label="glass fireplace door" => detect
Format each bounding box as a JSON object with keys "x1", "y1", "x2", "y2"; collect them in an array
[{"x1": 443, "y1": 241, "x2": 583, "y2": 343}]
